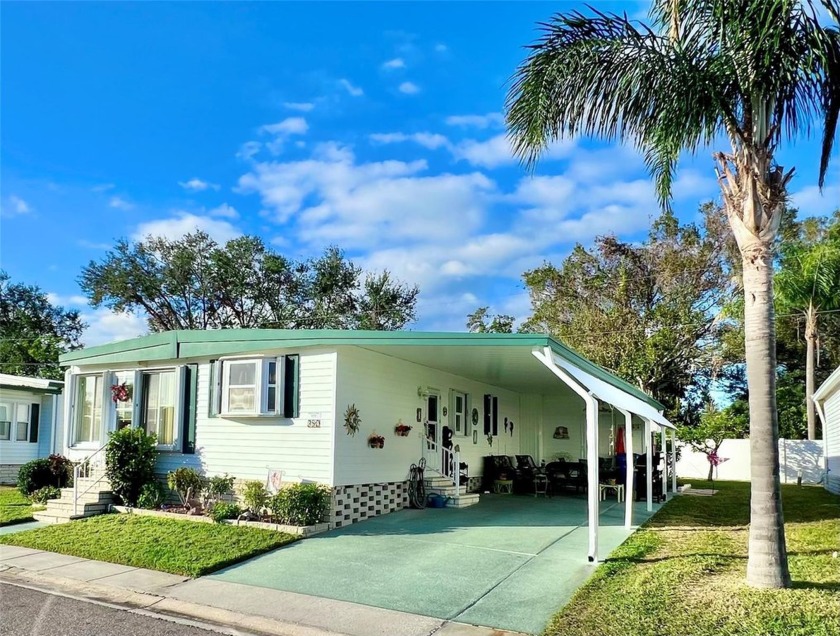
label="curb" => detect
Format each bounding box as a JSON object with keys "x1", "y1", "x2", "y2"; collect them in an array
[{"x1": 0, "y1": 566, "x2": 341, "y2": 636}]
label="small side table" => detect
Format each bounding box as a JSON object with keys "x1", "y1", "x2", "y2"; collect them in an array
[
  {"x1": 533, "y1": 474, "x2": 549, "y2": 497},
  {"x1": 599, "y1": 483, "x2": 624, "y2": 502},
  {"x1": 493, "y1": 479, "x2": 514, "y2": 494}
]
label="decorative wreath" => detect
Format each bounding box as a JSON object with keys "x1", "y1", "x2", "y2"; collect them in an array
[
  {"x1": 110, "y1": 382, "x2": 131, "y2": 404},
  {"x1": 344, "y1": 403, "x2": 361, "y2": 436},
  {"x1": 471, "y1": 408, "x2": 479, "y2": 426}
]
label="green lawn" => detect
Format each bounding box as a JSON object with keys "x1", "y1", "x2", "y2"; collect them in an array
[
  {"x1": 0, "y1": 486, "x2": 42, "y2": 526},
  {"x1": 0, "y1": 513, "x2": 297, "y2": 576},
  {"x1": 545, "y1": 481, "x2": 840, "y2": 636}
]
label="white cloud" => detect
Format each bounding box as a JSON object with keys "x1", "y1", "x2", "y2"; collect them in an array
[
  {"x1": 208, "y1": 203, "x2": 239, "y2": 219},
  {"x1": 382, "y1": 58, "x2": 405, "y2": 70},
  {"x1": 434, "y1": 43, "x2": 448, "y2": 53},
  {"x1": 338, "y1": 78, "x2": 364, "y2": 97},
  {"x1": 369, "y1": 132, "x2": 450, "y2": 150},
  {"x1": 1, "y1": 195, "x2": 31, "y2": 217},
  {"x1": 237, "y1": 141, "x2": 262, "y2": 161},
  {"x1": 77, "y1": 239, "x2": 113, "y2": 250},
  {"x1": 108, "y1": 196, "x2": 134, "y2": 211},
  {"x1": 90, "y1": 183, "x2": 115, "y2": 193},
  {"x1": 178, "y1": 178, "x2": 221, "y2": 192},
  {"x1": 260, "y1": 117, "x2": 309, "y2": 137},
  {"x1": 453, "y1": 134, "x2": 577, "y2": 169},
  {"x1": 398, "y1": 81, "x2": 421, "y2": 95},
  {"x1": 790, "y1": 183, "x2": 840, "y2": 218},
  {"x1": 132, "y1": 212, "x2": 241, "y2": 244},
  {"x1": 445, "y1": 113, "x2": 505, "y2": 129},
  {"x1": 46, "y1": 293, "x2": 89, "y2": 307},
  {"x1": 283, "y1": 102, "x2": 315, "y2": 112},
  {"x1": 80, "y1": 309, "x2": 148, "y2": 347}
]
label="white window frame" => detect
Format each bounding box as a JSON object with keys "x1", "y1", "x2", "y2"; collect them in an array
[
  {"x1": 71, "y1": 373, "x2": 106, "y2": 449},
  {"x1": 451, "y1": 390, "x2": 468, "y2": 437},
  {"x1": 219, "y1": 356, "x2": 282, "y2": 417},
  {"x1": 0, "y1": 400, "x2": 31, "y2": 443},
  {"x1": 139, "y1": 367, "x2": 183, "y2": 451}
]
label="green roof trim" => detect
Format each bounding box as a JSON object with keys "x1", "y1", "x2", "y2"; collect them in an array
[{"x1": 60, "y1": 329, "x2": 664, "y2": 410}]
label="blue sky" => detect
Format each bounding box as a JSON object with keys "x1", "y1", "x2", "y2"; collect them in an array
[{"x1": 2, "y1": 2, "x2": 838, "y2": 346}]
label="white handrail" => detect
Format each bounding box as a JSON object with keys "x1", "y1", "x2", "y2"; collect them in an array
[
  {"x1": 420, "y1": 434, "x2": 463, "y2": 494},
  {"x1": 73, "y1": 443, "x2": 109, "y2": 516}
]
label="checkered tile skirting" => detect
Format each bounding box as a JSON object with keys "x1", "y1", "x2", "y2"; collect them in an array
[
  {"x1": 466, "y1": 475, "x2": 482, "y2": 493},
  {"x1": 331, "y1": 481, "x2": 409, "y2": 528}
]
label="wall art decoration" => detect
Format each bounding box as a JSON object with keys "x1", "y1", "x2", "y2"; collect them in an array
[{"x1": 344, "y1": 403, "x2": 361, "y2": 436}]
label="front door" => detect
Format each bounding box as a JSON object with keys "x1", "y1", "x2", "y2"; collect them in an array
[{"x1": 425, "y1": 392, "x2": 441, "y2": 471}]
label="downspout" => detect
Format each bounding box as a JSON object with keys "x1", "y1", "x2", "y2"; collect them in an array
[
  {"x1": 533, "y1": 348, "x2": 600, "y2": 563},
  {"x1": 645, "y1": 419, "x2": 653, "y2": 512},
  {"x1": 617, "y1": 408, "x2": 633, "y2": 529},
  {"x1": 50, "y1": 394, "x2": 58, "y2": 455},
  {"x1": 671, "y1": 428, "x2": 677, "y2": 494},
  {"x1": 813, "y1": 397, "x2": 829, "y2": 482}
]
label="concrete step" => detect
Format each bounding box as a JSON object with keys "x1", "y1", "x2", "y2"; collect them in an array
[
  {"x1": 424, "y1": 475, "x2": 456, "y2": 487},
  {"x1": 44, "y1": 501, "x2": 111, "y2": 514},
  {"x1": 57, "y1": 490, "x2": 114, "y2": 504},
  {"x1": 446, "y1": 493, "x2": 480, "y2": 508}
]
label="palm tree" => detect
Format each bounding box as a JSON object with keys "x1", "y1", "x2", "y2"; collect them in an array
[
  {"x1": 506, "y1": 0, "x2": 839, "y2": 588},
  {"x1": 776, "y1": 238, "x2": 840, "y2": 439}
]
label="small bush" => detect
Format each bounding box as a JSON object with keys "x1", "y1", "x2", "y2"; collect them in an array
[
  {"x1": 241, "y1": 480, "x2": 268, "y2": 516},
  {"x1": 210, "y1": 502, "x2": 242, "y2": 523},
  {"x1": 269, "y1": 483, "x2": 331, "y2": 526},
  {"x1": 17, "y1": 455, "x2": 72, "y2": 496},
  {"x1": 137, "y1": 481, "x2": 166, "y2": 510},
  {"x1": 105, "y1": 428, "x2": 158, "y2": 506},
  {"x1": 167, "y1": 467, "x2": 205, "y2": 506},
  {"x1": 30, "y1": 486, "x2": 61, "y2": 505},
  {"x1": 203, "y1": 474, "x2": 235, "y2": 508}
]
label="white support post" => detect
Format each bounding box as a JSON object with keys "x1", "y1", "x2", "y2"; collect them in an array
[
  {"x1": 618, "y1": 408, "x2": 633, "y2": 529},
  {"x1": 661, "y1": 426, "x2": 668, "y2": 498},
  {"x1": 671, "y1": 429, "x2": 677, "y2": 494},
  {"x1": 454, "y1": 450, "x2": 461, "y2": 493},
  {"x1": 645, "y1": 419, "x2": 653, "y2": 512},
  {"x1": 533, "y1": 348, "x2": 600, "y2": 563}
]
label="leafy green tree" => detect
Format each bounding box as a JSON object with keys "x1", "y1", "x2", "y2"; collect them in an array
[
  {"x1": 678, "y1": 402, "x2": 749, "y2": 480},
  {"x1": 79, "y1": 233, "x2": 418, "y2": 332},
  {"x1": 506, "y1": 0, "x2": 839, "y2": 588},
  {"x1": 518, "y1": 207, "x2": 738, "y2": 425},
  {"x1": 775, "y1": 215, "x2": 840, "y2": 439},
  {"x1": 0, "y1": 271, "x2": 85, "y2": 380},
  {"x1": 466, "y1": 307, "x2": 515, "y2": 333}
]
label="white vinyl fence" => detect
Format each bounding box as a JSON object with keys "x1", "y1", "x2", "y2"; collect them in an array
[{"x1": 677, "y1": 438, "x2": 825, "y2": 484}]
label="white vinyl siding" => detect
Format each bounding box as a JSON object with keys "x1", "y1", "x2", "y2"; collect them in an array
[
  {"x1": 0, "y1": 389, "x2": 42, "y2": 465},
  {"x1": 824, "y1": 388, "x2": 840, "y2": 495},
  {"x1": 332, "y1": 346, "x2": 523, "y2": 486},
  {"x1": 156, "y1": 350, "x2": 336, "y2": 483}
]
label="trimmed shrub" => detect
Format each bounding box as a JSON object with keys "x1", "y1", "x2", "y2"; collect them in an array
[
  {"x1": 17, "y1": 454, "x2": 72, "y2": 496},
  {"x1": 105, "y1": 427, "x2": 158, "y2": 506},
  {"x1": 203, "y1": 474, "x2": 235, "y2": 509},
  {"x1": 268, "y1": 483, "x2": 331, "y2": 526},
  {"x1": 137, "y1": 481, "x2": 166, "y2": 510},
  {"x1": 210, "y1": 502, "x2": 242, "y2": 523},
  {"x1": 30, "y1": 486, "x2": 61, "y2": 504},
  {"x1": 241, "y1": 480, "x2": 268, "y2": 516},
  {"x1": 167, "y1": 467, "x2": 205, "y2": 506}
]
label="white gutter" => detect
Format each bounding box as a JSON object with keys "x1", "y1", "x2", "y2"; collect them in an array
[
  {"x1": 533, "y1": 348, "x2": 600, "y2": 563},
  {"x1": 50, "y1": 394, "x2": 58, "y2": 454}
]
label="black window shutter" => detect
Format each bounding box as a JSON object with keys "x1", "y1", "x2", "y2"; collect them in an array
[
  {"x1": 283, "y1": 355, "x2": 300, "y2": 418},
  {"x1": 182, "y1": 364, "x2": 198, "y2": 454},
  {"x1": 483, "y1": 394, "x2": 491, "y2": 435},
  {"x1": 29, "y1": 403, "x2": 40, "y2": 444},
  {"x1": 492, "y1": 397, "x2": 499, "y2": 436}
]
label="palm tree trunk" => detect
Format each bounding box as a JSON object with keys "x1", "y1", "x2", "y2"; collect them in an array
[
  {"x1": 742, "y1": 247, "x2": 791, "y2": 588},
  {"x1": 805, "y1": 304, "x2": 817, "y2": 440}
]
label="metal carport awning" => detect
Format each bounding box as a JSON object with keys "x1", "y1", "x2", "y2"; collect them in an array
[{"x1": 532, "y1": 347, "x2": 676, "y2": 564}]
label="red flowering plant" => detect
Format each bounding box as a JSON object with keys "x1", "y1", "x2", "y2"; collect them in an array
[
  {"x1": 110, "y1": 382, "x2": 132, "y2": 404},
  {"x1": 394, "y1": 422, "x2": 413, "y2": 436}
]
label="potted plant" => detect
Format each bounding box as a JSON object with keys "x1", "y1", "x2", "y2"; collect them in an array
[
  {"x1": 368, "y1": 433, "x2": 385, "y2": 449},
  {"x1": 394, "y1": 421, "x2": 412, "y2": 437}
]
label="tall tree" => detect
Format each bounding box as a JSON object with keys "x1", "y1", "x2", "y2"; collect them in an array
[
  {"x1": 506, "y1": 0, "x2": 840, "y2": 587},
  {"x1": 775, "y1": 213, "x2": 840, "y2": 439},
  {"x1": 466, "y1": 307, "x2": 515, "y2": 333},
  {"x1": 519, "y1": 206, "x2": 738, "y2": 424},
  {"x1": 0, "y1": 271, "x2": 85, "y2": 380},
  {"x1": 80, "y1": 232, "x2": 419, "y2": 332}
]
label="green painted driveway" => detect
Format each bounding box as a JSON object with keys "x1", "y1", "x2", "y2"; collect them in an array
[{"x1": 211, "y1": 495, "x2": 660, "y2": 635}]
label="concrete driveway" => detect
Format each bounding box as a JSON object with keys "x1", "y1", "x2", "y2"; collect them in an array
[{"x1": 210, "y1": 494, "x2": 659, "y2": 635}]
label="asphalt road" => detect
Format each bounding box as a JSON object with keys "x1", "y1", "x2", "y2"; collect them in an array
[{"x1": 0, "y1": 583, "x2": 219, "y2": 636}]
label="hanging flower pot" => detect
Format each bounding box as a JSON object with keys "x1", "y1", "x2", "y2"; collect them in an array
[
  {"x1": 368, "y1": 433, "x2": 385, "y2": 449},
  {"x1": 394, "y1": 421, "x2": 412, "y2": 437}
]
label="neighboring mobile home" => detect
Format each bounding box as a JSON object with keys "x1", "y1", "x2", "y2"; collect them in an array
[
  {"x1": 57, "y1": 329, "x2": 676, "y2": 562},
  {"x1": 0, "y1": 373, "x2": 64, "y2": 484},
  {"x1": 814, "y1": 365, "x2": 840, "y2": 495}
]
